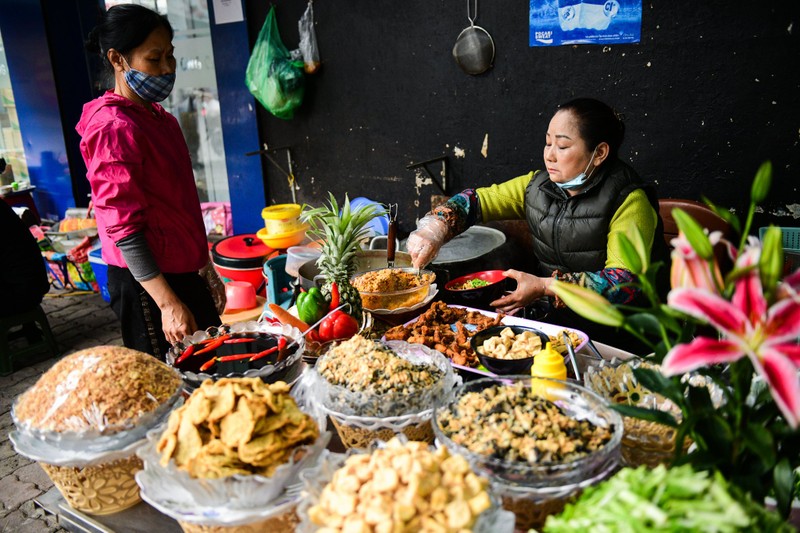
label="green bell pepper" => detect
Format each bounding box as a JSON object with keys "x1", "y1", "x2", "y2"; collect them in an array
[{"x1": 296, "y1": 287, "x2": 327, "y2": 324}]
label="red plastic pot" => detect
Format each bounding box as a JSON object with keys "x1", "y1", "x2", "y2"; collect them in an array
[{"x1": 211, "y1": 234, "x2": 273, "y2": 296}]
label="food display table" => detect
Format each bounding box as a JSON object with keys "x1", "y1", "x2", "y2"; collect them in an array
[{"x1": 30, "y1": 309, "x2": 629, "y2": 532}]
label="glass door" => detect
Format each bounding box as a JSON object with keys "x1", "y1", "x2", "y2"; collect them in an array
[{"x1": 0, "y1": 30, "x2": 30, "y2": 185}]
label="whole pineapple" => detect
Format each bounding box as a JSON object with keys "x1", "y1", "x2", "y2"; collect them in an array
[{"x1": 301, "y1": 193, "x2": 386, "y2": 322}]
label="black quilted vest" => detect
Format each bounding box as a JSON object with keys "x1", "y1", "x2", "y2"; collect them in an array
[{"x1": 524, "y1": 159, "x2": 664, "y2": 277}]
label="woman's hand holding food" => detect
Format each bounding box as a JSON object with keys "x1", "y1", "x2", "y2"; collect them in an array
[
  {"x1": 490, "y1": 269, "x2": 552, "y2": 314},
  {"x1": 406, "y1": 214, "x2": 448, "y2": 269}
]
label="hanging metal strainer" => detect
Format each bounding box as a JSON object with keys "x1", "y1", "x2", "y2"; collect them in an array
[{"x1": 452, "y1": 0, "x2": 495, "y2": 75}]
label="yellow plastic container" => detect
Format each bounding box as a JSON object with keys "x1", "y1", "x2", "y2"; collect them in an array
[
  {"x1": 530, "y1": 342, "x2": 567, "y2": 398},
  {"x1": 261, "y1": 204, "x2": 302, "y2": 235},
  {"x1": 531, "y1": 342, "x2": 567, "y2": 380},
  {"x1": 256, "y1": 226, "x2": 308, "y2": 250}
]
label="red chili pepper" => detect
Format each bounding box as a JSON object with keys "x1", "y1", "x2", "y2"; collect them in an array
[
  {"x1": 218, "y1": 353, "x2": 258, "y2": 362},
  {"x1": 329, "y1": 282, "x2": 340, "y2": 311},
  {"x1": 195, "y1": 334, "x2": 231, "y2": 356},
  {"x1": 223, "y1": 337, "x2": 256, "y2": 344},
  {"x1": 277, "y1": 335, "x2": 288, "y2": 362},
  {"x1": 199, "y1": 357, "x2": 218, "y2": 372},
  {"x1": 175, "y1": 343, "x2": 196, "y2": 364},
  {"x1": 249, "y1": 346, "x2": 279, "y2": 362}
]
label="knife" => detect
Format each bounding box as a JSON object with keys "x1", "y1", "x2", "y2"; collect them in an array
[{"x1": 387, "y1": 203, "x2": 398, "y2": 268}]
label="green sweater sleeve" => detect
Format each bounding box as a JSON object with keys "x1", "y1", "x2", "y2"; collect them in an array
[
  {"x1": 475, "y1": 172, "x2": 533, "y2": 222},
  {"x1": 605, "y1": 188, "x2": 657, "y2": 270}
]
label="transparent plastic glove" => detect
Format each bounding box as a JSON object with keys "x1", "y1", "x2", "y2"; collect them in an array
[{"x1": 407, "y1": 215, "x2": 448, "y2": 269}]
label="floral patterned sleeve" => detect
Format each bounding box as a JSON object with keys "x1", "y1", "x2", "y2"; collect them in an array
[
  {"x1": 556, "y1": 268, "x2": 641, "y2": 305},
  {"x1": 431, "y1": 189, "x2": 481, "y2": 240}
]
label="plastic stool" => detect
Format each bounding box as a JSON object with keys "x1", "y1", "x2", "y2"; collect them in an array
[
  {"x1": 0, "y1": 304, "x2": 59, "y2": 375},
  {"x1": 263, "y1": 255, "x2": 294, "y2": 309}
]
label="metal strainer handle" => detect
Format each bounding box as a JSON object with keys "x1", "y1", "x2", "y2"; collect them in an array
[{"x1": 467, "y1": 0, "x2": 478, "y2": 26}]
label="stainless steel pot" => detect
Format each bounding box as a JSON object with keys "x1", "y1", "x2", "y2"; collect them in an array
[{"x1": 297, "y1": 250, "x2": 413, "y2": 289}]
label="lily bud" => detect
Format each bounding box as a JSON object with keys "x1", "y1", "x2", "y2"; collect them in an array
[
  {"x1": 670, "y1": 232, "x2": 723, "y2": 294},
  {"x1": 672, "y1": 208, "x2": 714, "y2": 261},
  {"x1": 759, "y1": 226, "x2": 783, "y2": 291},
  {"x1": 751, "y1": 161, "x2": 772, "y2": 204},
  {"x1": 550, "y1": 280, "x2": 625, "y2": 327}
]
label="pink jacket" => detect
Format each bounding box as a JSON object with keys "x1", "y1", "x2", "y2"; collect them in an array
[{"x1": 76, "y1": 91, "x2": 207, "y2": 273}]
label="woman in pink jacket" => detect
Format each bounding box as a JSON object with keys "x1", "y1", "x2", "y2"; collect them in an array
[{"x1": 77, "y1": 4, "x2": 220, "y2": 359}]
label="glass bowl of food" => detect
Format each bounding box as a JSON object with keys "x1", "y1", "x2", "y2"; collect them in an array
[
  {"x1": 166, "y1": 321, "x2": 305, "y2": 392},
  {"x1": 583, "y1": 358, "x2": 722, "y2": 468},
  {"x1": 433, "y1": 375, "x2": 622, "y2": 530},
  {"x1": 433, "y1": 375, "x2": 622, "y2": 488},
  {"x1": 351, "y1": 267, "x2": 436, "y2": 312}
]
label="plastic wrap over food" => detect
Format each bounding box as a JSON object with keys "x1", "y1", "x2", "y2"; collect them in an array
[
  {"x1": 11, "y1": 346, "x2": 184, "y2": 452},
  {"x1": 137, "y1": 377, "x2": 329, "y2": 510},
  {"x1": 295, "y1": 338, "x2": 457, "y2": 418},
  {"x1": 296, "y1": 439, "x2": 515, "y2": 533},
  {"x1": 137, "y1": 426, "x2": 330, "y2": 510}
]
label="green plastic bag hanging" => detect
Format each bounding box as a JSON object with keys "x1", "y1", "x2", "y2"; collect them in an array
[{"x1": 245, "y1": 7, "x2": 305, "y2": 119}]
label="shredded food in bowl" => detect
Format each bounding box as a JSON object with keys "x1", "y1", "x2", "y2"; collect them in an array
[
  {"x1": 451, "y1": 278, "x2": 492, "y2": 290},
  {"x1": 352, "y1": 268, "x2": 434, "y2": 293}
]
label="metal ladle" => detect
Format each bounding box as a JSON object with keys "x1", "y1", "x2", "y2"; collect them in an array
[{"x1": 453, "y1": 0, "x2": 495, "y2": 75}]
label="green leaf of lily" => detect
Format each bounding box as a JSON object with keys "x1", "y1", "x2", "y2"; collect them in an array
[
  {"x1": 611, "y1": 404, "x2": 678, "y2": 427},
  {"x1": 618, "y1": 232, "x2": 643, "y2": 275},
  {"x1": 626, "y1": 313, "x2": 663, "y2": 337}
]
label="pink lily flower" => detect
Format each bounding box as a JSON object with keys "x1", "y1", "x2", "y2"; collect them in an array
[
  {"x1": 670, "y1": 231, "x2": 725, "y2": 294},
  {"x1": 662, "y1": 247, "x2": 800, "y2": 428}
]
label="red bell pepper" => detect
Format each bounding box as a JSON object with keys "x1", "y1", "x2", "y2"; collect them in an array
[{"x1": 318, "y1": 310, "x2": 359, "y2": 342}]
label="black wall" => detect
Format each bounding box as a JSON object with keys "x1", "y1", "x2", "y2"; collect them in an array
[{"x1": 247, "y1": 1, "x2": 800, "y2": 235}]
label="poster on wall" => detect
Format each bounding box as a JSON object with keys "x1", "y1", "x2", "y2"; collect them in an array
[{"x1": 529, "y1": 0, "x2": 642, "y2": 47}]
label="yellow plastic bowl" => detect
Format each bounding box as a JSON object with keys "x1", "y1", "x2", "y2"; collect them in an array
[
  {"x1": 256, "y1": 225, "x2": 308, "y2": 250},
  {"x1": 261, "y1": 204, "x2": 303, "y2": 235}
]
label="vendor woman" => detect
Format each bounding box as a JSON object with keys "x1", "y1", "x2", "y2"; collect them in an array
[{"x1": 407, "y1": 98, "x2": 670, "y2": 347}]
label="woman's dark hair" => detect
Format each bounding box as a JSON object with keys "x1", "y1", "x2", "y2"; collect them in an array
[
  {"x1": 557, "y1": 98, "x2": 625, "y2": 161},
  {"x1": 85, "y1": 4, "x2": 173, "y2": 74}
]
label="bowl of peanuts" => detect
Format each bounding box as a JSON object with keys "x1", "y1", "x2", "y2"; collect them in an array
[{"x1": 470, "y1": 325, "x2": 551, "y2": 375}]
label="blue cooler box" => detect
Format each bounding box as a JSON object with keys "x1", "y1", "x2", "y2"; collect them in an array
[{"x1": 88, "y1": 249, "x2": 111, "y2": 302}]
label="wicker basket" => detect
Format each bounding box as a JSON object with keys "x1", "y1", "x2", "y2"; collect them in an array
[
  {"x1": 499, "y1": 492, "x2": 576, "y2": 532},
  {"x1": 40, "y1": 455, "x2": 142, "y2": 515},
  {"x1": 620, "y1": 417, "x2": 691, "y2": 468},
  {"x1": 329, "y1": 417, "x2": 434, "y2": 449},
  {"x1": 178, "y1": 509, "x2": 299, "y2": 533}
]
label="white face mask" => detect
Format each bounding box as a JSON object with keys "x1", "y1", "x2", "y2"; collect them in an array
[{"x1": 555, "y1": 146, "x2": 598, "y2": 190}]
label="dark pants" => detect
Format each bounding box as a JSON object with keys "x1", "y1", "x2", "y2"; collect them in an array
[{"x1": 108, "y1": 266, "x2": 220, "y2": 360}]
